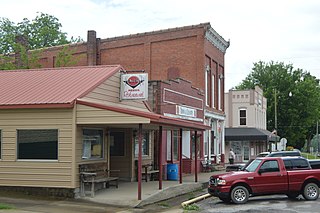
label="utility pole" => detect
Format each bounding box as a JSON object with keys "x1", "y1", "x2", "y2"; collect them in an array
[
  {"x1": 317, "y1": 121, "x2": 319, "y2": 153},
  {"x1": 274, "y1": 89, "x2": 277, "y2": 151}
]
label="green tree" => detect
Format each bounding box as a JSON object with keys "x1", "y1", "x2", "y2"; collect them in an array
[
  {"x1": 236, "y1": 61, "x2": 320, "y2": 149},
  {"x1": 0, "y1": 12, "x2": 82, "y2": 70},
  {"x1": 0, "y1": 12, "x2": 82, "y2": 55}
]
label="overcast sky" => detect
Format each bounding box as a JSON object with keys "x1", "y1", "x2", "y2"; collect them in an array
[{"x1": 1, "y1": 0, "x2": 320, "y2": 91}]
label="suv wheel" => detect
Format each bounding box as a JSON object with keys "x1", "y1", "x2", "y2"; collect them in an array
[{"x1": 230, "y1": 186, "x2": 249, "y2": 204}]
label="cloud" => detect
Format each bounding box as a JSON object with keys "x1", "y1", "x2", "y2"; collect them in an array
[{"x1": 1, "y1": 0, "x2": 320, "y2": 91}]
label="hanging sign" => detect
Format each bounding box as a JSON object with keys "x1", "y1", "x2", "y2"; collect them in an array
[{"x1": 120, "y1": 73, "x2": 148, "y2": 100}]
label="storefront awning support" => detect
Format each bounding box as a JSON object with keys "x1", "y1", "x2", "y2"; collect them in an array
[
  {"x1": 195, "y1": 130, "x2": 198, "y2": 182},
  {"x1": 158, "y1": 126, "x2": 163, "y2": 190},
  {"x1": 179, "y1": 128, "x2": 183, "y2": 184},
  {"x1": 138, "y1": 123, "x2": 142, "y2": 200}
]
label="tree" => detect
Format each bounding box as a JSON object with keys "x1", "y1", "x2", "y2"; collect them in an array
[
  {"x1": 0, "y1": 12, "x2": 82, "y2": 55},
  {"x1": 236, "y1": 61, "x2": 320, "y2": 149}
]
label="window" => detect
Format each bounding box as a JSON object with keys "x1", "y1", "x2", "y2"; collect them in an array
[
  {"x1": 205, "y1": 65, "x2": 210, "y2": 106},
  {"x1": 134, "y1": 131, "x2": 150, "y2": 157},
  {"x1": 239, "y1": 109, "x2": 247, "y2": 125},
  {"x1": 110, "y1": 131, "x2": 125, "y2": 156},
  {"x1": 260, "y1": 160, "x2": 279, "y2": 172},
  {"x1": 212, "y1": 74, "x2": 215, "y2": 108},
  {"x1": 172, "y1": 130, "x2": 179, "y2": 160},
  {"x1": 17, "y1": 129, "x2": 58, "y2": 160},
  {"x1": 82, "y1": 129, "x2": 103, "y2": 159},
  {"x1": 191, "y1": 132, "x2": 201, "y2": 159},
  {"x1": 0, "y1": 130, "x2": 1, "y2": 159}
]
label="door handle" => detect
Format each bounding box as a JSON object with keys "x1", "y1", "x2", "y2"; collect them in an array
[{"x1": 248, "y1": 177, "x2": 254, "y2": 180}]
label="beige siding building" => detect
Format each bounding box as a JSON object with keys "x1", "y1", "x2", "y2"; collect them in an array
[
  {"x1": 0, "y1": 65, "x2": 209, "y2": 198},
  {"x1": 224, "y1": 86, "x2": 275, "y2": 163}
]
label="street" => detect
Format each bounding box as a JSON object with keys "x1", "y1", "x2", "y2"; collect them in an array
[{"x1": 196, "y1": 195, "x2": 320, "y2": 213}]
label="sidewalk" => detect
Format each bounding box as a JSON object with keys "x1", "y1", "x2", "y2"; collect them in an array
[
  {"x1": 80, "y1": 170, "x2": 226, "y2": 207},
  {"x1": 0, "y1": 170, "x2": 226, "y2": 213}
]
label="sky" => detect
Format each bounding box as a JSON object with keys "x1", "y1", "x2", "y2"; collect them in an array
[{"x1": 1, "y1": 0, "x2": 320, "y2": 91}]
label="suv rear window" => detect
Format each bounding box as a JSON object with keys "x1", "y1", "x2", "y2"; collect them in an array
[{"x1": 268, "y1": 151, "x2": 301, "y2": 157}]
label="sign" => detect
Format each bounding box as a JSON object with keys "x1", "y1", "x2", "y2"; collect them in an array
[
  {"x1": 177, "y1": 105, "x2": 197, "y2": 118},
  {"x1": 120, "y1": 73, "x2": 148, "y2": 100}
]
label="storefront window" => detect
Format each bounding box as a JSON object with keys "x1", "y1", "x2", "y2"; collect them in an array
[
  {"x1": 191, "y1": 132, "x2": 201, "y2": 159},
  {"x1": 110, "y1": 131, "x2": 125, "y2": 156},
  {"x1": 134, "y1": 131, "x2": 150, "y2": 157},
  {"x1": 82, "y1": 129, "x2": 103, "y2": 159},
  {"x1": 173, "y1": 130, "x2": 179, "y2": 160},
  {"x1": 17, "y1": 129, "x2": 58, "y2": 160}
]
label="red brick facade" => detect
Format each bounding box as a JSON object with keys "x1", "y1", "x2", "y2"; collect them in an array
[
  {"x1": 29, "y1": 22, "x2": 230, "y2": 164},
  {"x1": 35, "y1": 23, "x2": 228, "y2": 116}
]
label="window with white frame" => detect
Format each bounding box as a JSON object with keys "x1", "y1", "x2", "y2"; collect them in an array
[
  {"x1": 239, "y1": 109, "x2": 247, "y2": 126},
  {"x1": 218, "y1": 76, "x2": 222, "y2": 110},
  {"x1": 82, "y1": 128, "x2": 103, "y2": 159},
  {"x1": 212, "y1": 74, "x2": 215, "y2": 108},
  {"x1": 17, "y1": 129, "x2": 58, "y2": 160},
  {"x1": 205, "y1": 65, "x2": 210, "y2": 106},
  {"x1": 134, "y1": 131, "x2": 150, "y2": 157}
]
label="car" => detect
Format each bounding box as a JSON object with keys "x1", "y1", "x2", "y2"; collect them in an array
[
  {"x1": 209, "y1": 156, "x2": 320, "y2": 204},
  {"x1": 225, "y1": 151, "x2": 301, "y2": 172},
  {"x1": 308, "y1": 159, "x2": 320, "y2": 169},
  {"x1": 267, "y1": 151, "x2": 301, "y2": 157}
]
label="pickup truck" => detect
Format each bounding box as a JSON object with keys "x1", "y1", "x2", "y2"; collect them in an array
[{"x1": 208, "y1": 157, "x2": 320, "y2": 204}]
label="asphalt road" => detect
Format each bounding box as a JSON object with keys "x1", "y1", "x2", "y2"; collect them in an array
[{"x1": 196, "y1": 194, "x2": 320, "y2": 213}]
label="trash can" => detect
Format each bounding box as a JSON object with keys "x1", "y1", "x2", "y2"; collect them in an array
[{"x1": 167, "y1": 163, "x2": 178, "y2": 180}]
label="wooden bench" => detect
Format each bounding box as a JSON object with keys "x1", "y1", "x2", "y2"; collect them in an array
[
  {"x1": 79, "y1": 162, "x2": 119, "y2": 197},
  {"x1": 135, "y1": 161, "x2": 159, "y2": 182}
]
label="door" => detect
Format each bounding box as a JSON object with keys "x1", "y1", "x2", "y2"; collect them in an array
[
  {"x1": 243, "y1": 144, "x2": 250, "y2": 162},
  {"x1": 252, "y1": 159, "x2": 288, "y2": 194}
]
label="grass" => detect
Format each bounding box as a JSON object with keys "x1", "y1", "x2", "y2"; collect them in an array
[
  {"x1": 158, "y1": 202, "x2": 170, "y2": 208},
  {"x1": 183, "y1": 204, "x2": 200, "y2": 212},
  {"x1": 0, "y1": 203, "x2": 14, "y2": 210},
  {"x1": 301, "y1": 153, "x2": 320, "y2": 159}
]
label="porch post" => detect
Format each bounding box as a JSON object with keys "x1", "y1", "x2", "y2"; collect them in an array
[
  {"x1": 179, "y1": 128, "x2": 183, "y2": 184},
  {"x1": 158, "y1": 126, "x2": 163, "y2": 189},
  {"x1": 138, "y1": 124, "x2": 142, "y2": 200},
  {"x1": 195, "y1": 130, "x2": 198, "y2": 182}
]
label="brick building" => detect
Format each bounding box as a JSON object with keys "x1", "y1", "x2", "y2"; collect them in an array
[{"x1": 16, "y1": 22, "x2": 230, "y2": 165}]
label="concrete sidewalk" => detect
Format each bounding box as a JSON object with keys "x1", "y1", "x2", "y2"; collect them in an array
[
  {"x1": 80, "y1": 170, "x2": 226, "y2": 207},
  {"x1": 0, "y1": 170, "x2": 226, "y2": 213}
]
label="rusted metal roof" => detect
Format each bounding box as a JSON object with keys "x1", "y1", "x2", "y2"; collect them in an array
[{"x1": 0, "y1": 65, "x2": 123, "y2": 108}]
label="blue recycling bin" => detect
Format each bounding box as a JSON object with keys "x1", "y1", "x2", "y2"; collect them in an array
[{"x1": 167, "y1": 163, "x2": 178, "y2": 180}]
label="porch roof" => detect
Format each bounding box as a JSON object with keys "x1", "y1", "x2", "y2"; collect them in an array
[
  {"x1": 0, "y1": 65, "x2": 123, "y2": 109},
  {"x1": 77, "y1": 100, "x2": 210, "y2": 131},
  {"x1": 225, "y1": 127, "x2": 279, "y2": 142}
]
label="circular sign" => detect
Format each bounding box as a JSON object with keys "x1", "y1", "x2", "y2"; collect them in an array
[{"x1": 127, "y1": 76, "x2": 140, "y2": 88}]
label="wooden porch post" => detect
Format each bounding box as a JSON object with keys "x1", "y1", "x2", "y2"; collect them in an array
[
  {"x1": 179, "y1": 128, "x2": 183, "y2": 184},
  {"x1": 138, "y1": 124, "x2": 142, "y2": 200},
  {"x1": 195, "y1": 130, "x2": 198, "y2": 182},
  {"x1": 158, "y1": 126, "x2": 163, "y2": 190}
]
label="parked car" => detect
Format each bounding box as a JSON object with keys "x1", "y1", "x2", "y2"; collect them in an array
[
  {"x1": 208, "y1": 156, "x2": 320, "y2": 204},
  {"x1": 225, "y1": 151, "x2": 301, "y2": 172},
  {"x1": 308, "y1": 159, "x2": 320, "y2": 169},
  {"x1": 267, "y1": 150, "x2": 301, "y2": 157}
]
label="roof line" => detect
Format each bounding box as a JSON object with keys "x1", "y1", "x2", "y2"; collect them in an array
[
  {"x1": 77, "y1": 65, "x2": 124, "y2": 98},
  {"x1": 0, "y1": 103, "x2": 74, "y2": 109},
  {"x1": 100, "y1": 22, "x2": 211, "y2": 42}
]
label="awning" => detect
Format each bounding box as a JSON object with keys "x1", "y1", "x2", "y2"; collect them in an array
[
  {"x1": 225, "y1": 127, "x2": 279, "y2": 142},
  {"x1": 76, "y1": 99, "x2": 210, "y2": 131}
]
